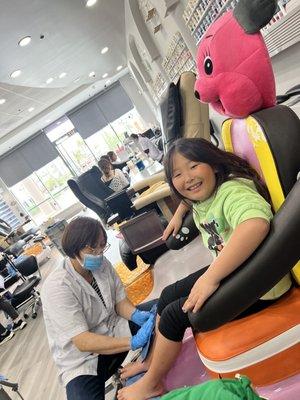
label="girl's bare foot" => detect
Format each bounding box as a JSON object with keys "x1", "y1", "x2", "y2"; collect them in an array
[
  {"x1": 120, "y1": 359, "x2": 150, "y2": 380},
  {"x1": 117, "y1": 377, "x2": 164, "y2": 400}
]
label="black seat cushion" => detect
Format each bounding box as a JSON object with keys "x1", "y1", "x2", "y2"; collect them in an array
[{"x1": 12, "y1": 276, "x2": 40, "y2": 299}]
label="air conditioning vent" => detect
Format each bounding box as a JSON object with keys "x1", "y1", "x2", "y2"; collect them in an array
[{"x1": 264, "y1": 5, "x2": 300, "y2": 57}]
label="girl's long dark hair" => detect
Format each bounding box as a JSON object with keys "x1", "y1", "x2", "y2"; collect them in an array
[{"x1": 164, "y1": 138, "x2": 270, "y2": 203}]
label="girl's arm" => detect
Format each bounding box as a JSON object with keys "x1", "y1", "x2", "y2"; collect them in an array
[
  {"x1": 183, "y1": 218, "x2": 270, "y2": 313},
  {"x1": 162, "y1": 201, "x2": 191, "y2": 240}
]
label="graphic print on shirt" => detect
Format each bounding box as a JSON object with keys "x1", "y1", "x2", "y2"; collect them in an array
[{"x1": 200, "y1": 220, "x2": 224, "y2": 256}]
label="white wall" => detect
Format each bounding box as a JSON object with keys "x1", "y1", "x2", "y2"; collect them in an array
[{"x1": 119, "y1": 73, "x2": 158, "y2": 125}]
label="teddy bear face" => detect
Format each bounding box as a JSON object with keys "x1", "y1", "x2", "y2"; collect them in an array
[{"x1": 194, "y1": 11, "x2": 276, "y2": 118}]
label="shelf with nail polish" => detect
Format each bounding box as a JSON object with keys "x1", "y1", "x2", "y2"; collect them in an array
[
  {"x1": 162, "y1": 32, "x2": 196, "y2": 82},
  {"x1": 183, "y1": 0, "x2": 240, "y2": 45}
]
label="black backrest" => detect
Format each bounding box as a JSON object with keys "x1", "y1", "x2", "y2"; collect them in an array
[
  {"x1": 68, "y1": 179, "x2": 111, "y2": 223},
  {"x1": 77, "y1": 166, "x2": 114, "y2": 199},
  {"x1": 105, "y1": 190, "x2": 134, "y2": 220},
  {"x1": 16, "y1": 255, "x2": 39, "y2": 276},
  {"x1": 252, "y1": 105, "x2": 300, "y2": 197}
]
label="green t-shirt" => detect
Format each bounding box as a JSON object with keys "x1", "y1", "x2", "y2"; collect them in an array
[{"x1": 193, "y1": 178, "x2": 291, "y2": 299}]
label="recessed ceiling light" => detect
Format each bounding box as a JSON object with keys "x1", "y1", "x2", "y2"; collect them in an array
[
  {"x1": 46, "y1": 77, "x2": 54, "y2": 84},
  {"x1": 74, "y1": 77, "x2": 81, "y2": 83},
  {"x1": 102, "y1": 73, "x2": 108, "y2": 79},
  {"x1": 0, "y1": 99, "x2": 6, "y2": 105},
  {"x1": 18, "y1": 36, "x2": 31, "y2": 47},
  {"x1": 86, "y1": 0, "x2": 97, "y2": 7},
  {"x1": 10, "y1": 70, "x2": 21, "y2": 78},
  {"x1": 28, "y1": 107, "x2": 35, "y2": 112},
  {"x1": 89, "y1": 71, "x2": 96, "y2": 78},
  {"x1": 116, "y1": 65, "x2": 123, "y2": 71},
  {"x1": 101, "y1": 46, "x2": 109, "y2": 54},
  {"x1": 59, "y1": 72, "x2": 67, "y2": 79}
]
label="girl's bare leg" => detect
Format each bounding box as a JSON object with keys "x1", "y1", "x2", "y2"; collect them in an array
[
  {"x1": 120, "y1": 316, "x2": 160, "y2": 380},
  {"x1": 117, "y1": 330, "x2": 182, "y2": 400}
]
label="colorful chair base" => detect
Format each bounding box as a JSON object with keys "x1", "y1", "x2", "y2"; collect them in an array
[{"x1": 194, "y1": 288, "x2": 300, "y2": 387}]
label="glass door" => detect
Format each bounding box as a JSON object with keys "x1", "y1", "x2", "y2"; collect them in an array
[{"x1": 56, "y1": 132, "x2": 96, "y2": 175}]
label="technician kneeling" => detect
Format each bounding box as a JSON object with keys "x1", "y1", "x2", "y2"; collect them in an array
[{"x1": 42, "y1": 216, "x2": 155, "y2": 400}]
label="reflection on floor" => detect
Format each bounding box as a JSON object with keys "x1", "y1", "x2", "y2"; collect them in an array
[{"x1": 0, "y1": 213, "x2": 211, "y2": 400}]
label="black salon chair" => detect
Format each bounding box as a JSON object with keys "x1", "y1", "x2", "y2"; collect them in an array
[
  {"x1": 68, "y1": 166, "x2": 169, "y2": 270},
  {"x1": 68, "y1": 166, "x2": 115, "y2": 224},
  {"x1": 9, "y1": 255, "x2": 41, "y2": 319}
]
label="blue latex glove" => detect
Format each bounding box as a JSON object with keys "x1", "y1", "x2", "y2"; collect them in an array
[
  {"x1": 131, "y1": 309, "x2": 152, "y2": 326},
  {"x1": 130, "y1": 314, "x2": 155, "y2": 351}
]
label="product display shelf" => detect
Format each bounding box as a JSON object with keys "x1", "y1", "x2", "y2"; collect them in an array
[
  {"x1": 183, "y1": 0, "x2": 294, "y2": 47},
  {"x1": 162, "y1": 32, "x2": 196, "y2": 82},
  {"x1": 152, "y1": 73, "x2": 168, "y2": 99},
  {"x1": 263, "y1": 2, "x2": 300, "y2": 57}
]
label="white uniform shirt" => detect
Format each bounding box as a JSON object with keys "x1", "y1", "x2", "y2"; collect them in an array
[
  {"x1": 138, "y1": 136, "x2": 163, "y2": 161},
  {"x1": 41, "y1": 257, "x2": 130, "y2": 387}
]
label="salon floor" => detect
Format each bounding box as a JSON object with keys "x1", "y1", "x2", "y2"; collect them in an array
[{"x1": 0, "y1": 210, "x2": 212, "y2": 400}]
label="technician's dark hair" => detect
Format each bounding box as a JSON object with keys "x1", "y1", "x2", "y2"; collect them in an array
[
  {"x1": 62, "y1": 216, "x2": 107, "y2": 259},
  {"x1": 164, "y1": 138, "x2": 270, "y2": 204},
  {"x1": 130, "y1": 133, "x2": 139, "y2": 140}
]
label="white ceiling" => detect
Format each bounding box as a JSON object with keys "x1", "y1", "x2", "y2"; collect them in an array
[{"x1": 0, "y1": 0, "x2": 127, "y2": 156}]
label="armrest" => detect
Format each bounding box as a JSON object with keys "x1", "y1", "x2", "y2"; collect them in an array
[
  {"x1": 166, "y1": 212, "x2": 199, "y2": 250},
  {"x1": 132, "y1": 183, "x2": 171, "y2": 210},
  {"x1": 130, "y1": 171, "x2": 166, "y2": 192},
  {"x1": 189, "y1": 179, "x2": 300, "y2": 332}
]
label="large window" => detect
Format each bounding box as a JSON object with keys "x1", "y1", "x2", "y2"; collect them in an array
[
  {"x1": 85, "y1": 109, "x2": 148, "y2": 159},
  {"x1": 11, "y1": 158, "x2": 77, "y2": 225}
]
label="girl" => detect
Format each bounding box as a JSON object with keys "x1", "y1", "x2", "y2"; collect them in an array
[
  {"x1": 98, "y1": 158, "x2": 129, "y2": 193},
  {"x1": 117, "y1": 138, "x2": 291, "y2": 400}
]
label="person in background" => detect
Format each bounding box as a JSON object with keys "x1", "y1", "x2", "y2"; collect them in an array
[
  {"x1": 130, "y1": 133, "x2": 163, "y2": 162},
  {"x1": 0, "y1": 293, "x2": 27, "y2": 345},
  {"x1": 107, "y1": 151, "x2": 118, "y2": 163},
  {"x1": 98, "y1": 158, "x2": 129, "y2": 193},
  {"x1": 41, "y1": 216, "x2": 156, "y2": 400}
]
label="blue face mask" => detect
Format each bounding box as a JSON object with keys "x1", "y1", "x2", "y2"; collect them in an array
[{"x1": 82, "y1": 254, "x2": 104, "y2": 271}]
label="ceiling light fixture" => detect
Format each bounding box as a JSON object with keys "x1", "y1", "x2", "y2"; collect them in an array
[
  {"x1": 28, "y1": 107, "x2": 35, "y2": 112},
  {"x1": 89, "y1": 71, "x2": 96, "y2": 78},
  {"x1": 116, "y1": 65, "x2": 123, "y2": 71},
  {"x1": 10, "y1": 70, "x2": 21, "y2": 78},
  {"x1": 0, "y1": 99, "x2": 6, "y2": 105},
  {"x1": 86, "y1": 0, "x2": 97, "y2": 7},
  {"x1": 46, "y1": 77, "x2": 54, "y2": 84},
  {"x1": 102, "y1": 73, "x2": 108, "y2": 79},
  {"x1": 105, "y1": 80, "x2": 111, "y2": 85},
  {"x1": 101, "y1": 46, "x2": 109, "y2": 54},
  {"x1": 18, "y1": 36, "x2": 32, "y2": 47},
  {"x1": 74, "y1": 77, "x2": 81, "y2": 83},
  {"x1": 59, "y1": 72, "x2": 67, "y2": 79}
]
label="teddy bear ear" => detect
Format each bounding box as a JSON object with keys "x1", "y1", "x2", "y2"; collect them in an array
[{"x1": 233, "y1": 0, "x2": 277, "y2": 33}]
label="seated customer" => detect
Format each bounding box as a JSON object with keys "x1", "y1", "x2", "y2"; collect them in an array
[{"x1": 98, "y1": 158, "x2": 129, "y2": 193}]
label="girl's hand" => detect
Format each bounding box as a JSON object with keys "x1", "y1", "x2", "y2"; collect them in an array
[
  {"x1": 182, "y1": 275, "x2": 219, "y2": 313},
  {"x1": 162, "y1": 214, "x2": 183, "y2": 241}
]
